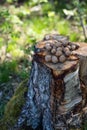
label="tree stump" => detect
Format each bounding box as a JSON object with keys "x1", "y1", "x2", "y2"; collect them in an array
[{"x1": 15, "y1": 34, "x2": 87, "y2": 130}]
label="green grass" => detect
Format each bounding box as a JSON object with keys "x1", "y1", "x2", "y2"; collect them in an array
[{"x1": 0, "y1": 61, "x2": 18, "y2": 83}]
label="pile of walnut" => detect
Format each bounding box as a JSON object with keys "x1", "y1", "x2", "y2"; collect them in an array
[{"x1": 44, "y1": 37, "x2": 79, "y2": 63}]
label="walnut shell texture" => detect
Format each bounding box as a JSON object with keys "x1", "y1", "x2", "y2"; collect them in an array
[
  {"x1": 59, "y1": 55, "x2": 66, "y2": 63},
  {"x1": 63, "y1": 47, "x2": 69, "y2": 52},
  {"x1": 52, "y1": 56, "x2": 58, "y2": 63},
  {"x1": 65, "y1": 50, "x2": 71, "y2": 57},
  {"x1": 51, "y1": 48, "x2": 56, "y2": 54},
  {"x1": 57, "y1": 47, "x2": 62, "y2": 51},
  {"x1": 71, "y1": 45, "x2": 76, "y2": 50},
  {"x1": 56, "y1": 50, "x2": 62, "y2": 57},
  {"x1": 55, "y1": 42, "x2": 62, "y2": 47},
  {"x1": 45, "y1": 44, "x2": 51, "y2": 51},
  {"x1": 45, "y1": 55, "x2": 52, "y2": 62}
]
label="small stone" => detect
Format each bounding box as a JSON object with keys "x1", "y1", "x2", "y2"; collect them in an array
[
  {"x1": 59, "y1": 55, "x2": 66, "y2": 63},
  {"x1": 52, "y1": 56, "x2": 58, "y2": 63},
  {"x1": 45, "y1": 55, "x2": 51, "y2": 62}
]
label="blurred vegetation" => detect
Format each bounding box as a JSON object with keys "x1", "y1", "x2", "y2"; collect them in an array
[{"x1": 0, "y1": 0, "x2": 87, "y2": 129}]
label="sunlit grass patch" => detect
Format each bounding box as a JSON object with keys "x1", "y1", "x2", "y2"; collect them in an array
[
  {"x1": 70, "y1": 32, "x2": 81, "y2": 42},
  {"x1": 57, "y1": 20, "x2": 70, "y2": 35},
  {"x1": 7, "y1": 43, "x2": 24, "y2": 59},
  {"x1": 11, "y1": 49, "x2": 24, "y2": 59}
]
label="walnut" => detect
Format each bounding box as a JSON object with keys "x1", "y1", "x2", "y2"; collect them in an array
[
  {"x1": 63, "y1": 47, "x2": 69, "y2": 52},
  {"x1": 51, "y1": 48, "x2": 56, "y2": 54},
  {"x1": 55, "y1": 42, "x2": 62, "y2": 47},
  {"x1": 75, "y1": 43, "x2": 80, "y2": 49},
  {"x1": 52, "y1": 56, "x2": 58, "y2": 63},
  {"x1": 45, "y1": 44, "x2": 51, "y2": 51},
  {"x1": 45, "y1": 55, "x2": 51, "y2": 62},
  {"x1": 67, "y1": 45, "x2": 72, "y2": 50},
  {"x1": 59, "y1": 55, "x2": 66, "y2": 63},
  {"x1": 56, "y1": 50, "x2": 62, "y2": 57},
  {"x1": 65, "y1": 50, "x2": 71, "y2": 57},
  {"x1": 57, "y1": 47, "x2": 62, "y2": 51},
  {"x1": 71, "y1": 45, "x2": 76, "y2": 50},
  {"x1": 62, "y1": 41, "x2": 68, "y2": 47}
]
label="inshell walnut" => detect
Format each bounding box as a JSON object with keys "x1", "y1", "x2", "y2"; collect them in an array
[
  {"x1": 45, "y1": 55, "x2": 51, "y2": 62},
  {"x1": 62, "y1": 41, "x2": 68, "y2": 47},
  {"x1": 55, "y1": 42, "x2": 62, "y2": 47},
  {"x1": 52, "y1": 56, "x2": 58, "y2": 63},
  {"x1": 67, "y1": 45, "x2": 72, "y2": 50},
  {"x1": 45, "y1": 44, "x2": 51, "y2": 51},
  {"x1": 65, "y1": 50, "x2": 71, "y2": 57},
  {"x1": 71, "y1": 45, "x2": 76, "y2": 50},
  {"x1": 63, "y1": 47, "x2": 69, "y2": 52},
  {"x1": 57, "y1": 47, "x2": 62, "y2": 51},
  {"x1": 59, "y1": 55, "x2": 66, "y2": 63},
  {"x1": 56, "y1": 50, "x2": 62, "y2": 57},
  {"x1": 51, "y1": 48, "x2": 56, "y2": 54},
  {"x1": 43, "y1": 37, "x2": 80, "y2": 64}
]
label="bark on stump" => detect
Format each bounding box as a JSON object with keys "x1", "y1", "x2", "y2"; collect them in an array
[{"x1": 15, "y1": 34, "x2": 87, "y2": 130}]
